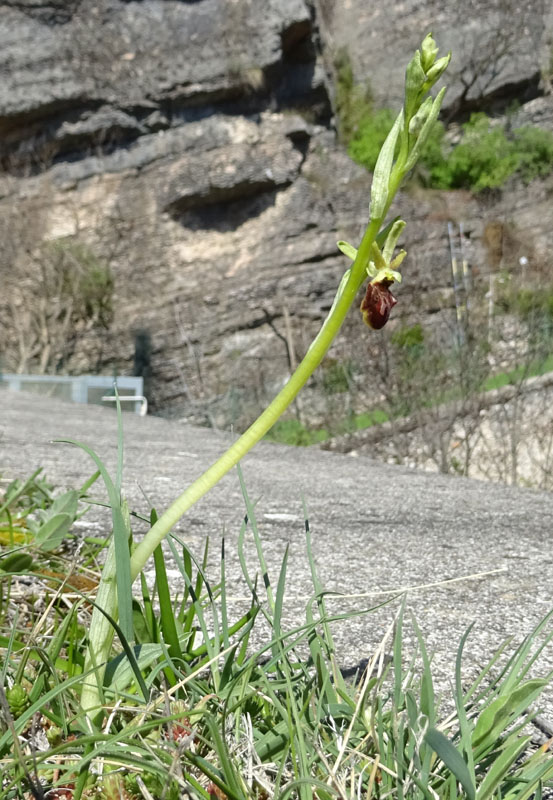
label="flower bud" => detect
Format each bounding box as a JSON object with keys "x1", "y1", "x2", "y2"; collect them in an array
[
  {"x1": 360, "y1": 279, "x2": 397, "y2": 329},
  {"x1": 420, "y1": 33, "x2": 439, "y2": 72},
  {"x1": 423, "y1": 55, "x2": 451, "y2": 91}
]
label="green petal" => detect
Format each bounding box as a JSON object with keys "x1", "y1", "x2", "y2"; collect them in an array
[{"x1": 372, "y1": 267, "x2": 403, "y2": 284}]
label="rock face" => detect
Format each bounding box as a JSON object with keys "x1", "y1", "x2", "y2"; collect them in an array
[
  {"x1": 319, "y1": 0, "x2": 551, "y2": 116},
  {"x1": 1, "y1": 0, "x2": 553, "y2": 430}
]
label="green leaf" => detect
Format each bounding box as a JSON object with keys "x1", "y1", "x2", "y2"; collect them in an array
[
  {"x1": 476, "y1": 734, "x2": 530, "y2": 800},
  {"x1": 472, "y1": 678, "x2": 548, "y2": 753},
  {"x1": 369, "y1": 110, "x2": 403, "y2": 220},
  {"x1": 55, "y1": 439, "x2": 134, "y2": 644},
  {"x1": 0, "y1": 552, "x2": 34, "y2": 572},
  {"x1": 114, "y1": 385, "x2": 124, "y2": 497},
  {"x1": 425, "y1": 727, "x2": 476, "y2": 800},
  {"x1": 272, "y1": 544, "x2": 289, "y2": 655},
  {"x1": 455, "y1": 623, "x2": 477, "y2": 782},
  {"x1": 48, "y1": 487, "x2": 79, "y2": 518},
  {"x1": 104, "y1": 643, "x2": 164, "y2": 692},
  {"x1": 391, "y1": 603, "x2": 405, "y2": 716},
  {"x1": 305, "y1": 502, "x2": 344, "y2": 702},
  {"x1": 153, "y1": 535, "x2": 183, "y2": 667},
  {"x1": 405, "y1": 87, "x2": 447, "y2": 173},
  {"x1": 408, "y1": 96, "x2": 432, "y2": 136},
  {"x1": 0, "y1": 467, "x2": 43, "y2": 518},
  {"x1": 116, "y1": 498, "x2": 134, "y2": 644},
  {"x1": 32, "y1": 488, "x2": 79, "y2": 550},
  {"x1": 34, "y1": 512, "x2": 73, "y2": 551},
  {"x1": 85, "y1": 595, "x2": 149, "y2": 702},
  {"x1": 412, "y1": 616, "x2": 435, "y2": 726}
]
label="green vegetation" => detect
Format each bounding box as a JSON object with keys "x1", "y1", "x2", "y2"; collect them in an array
[
  {"x1": 321, "y1": 358, "x2": 356, "y2": 394},
  {"x1": 3, "y1": 35, "x2": 553, "y2": 799},
  {"x1": 499, "y1": 281, "x2": 553, "y2": 325},
  {"x1": 348, "y1": 108, "x2": 398, "y2": 168},
  {"x1": 429, "y1": 114, "x2": 553, "y2": 191},
  {"x1": 46, "y1": 237, "x2": 114, "y2": 328},
  {"x1": 2, "y1": 463, "x2": 553, "y2": 798},
  {"x1": 483, "y1": 354, "x2": 553, "y2": 391},
  {"x1": 347, "y1": 107, "x2": 553, "y2": 192},
  {"x1": 265, "y1": 407, "x2": 390, "y2": 447},
  {"x1": 265, "y1": 417, "x2": 330, "y2": 446},
  {"x1": 266, "y1": 304, "x2": 553, "y2": 450},
  {"x1": 333, "y1": 46, "x2": 374, "y2": 144},
  {"x1": 504, "y1": 124, "x2": 553, "y2": 183}
]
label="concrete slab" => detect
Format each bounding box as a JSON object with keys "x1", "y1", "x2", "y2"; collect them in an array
[{"x1": 2, "y1": 388, "x2": 553, "y2": 718}]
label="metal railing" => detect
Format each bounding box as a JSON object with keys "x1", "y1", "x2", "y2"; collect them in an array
[{"x1": 0, "y1": 373, "x2": 146, "y2": 415}]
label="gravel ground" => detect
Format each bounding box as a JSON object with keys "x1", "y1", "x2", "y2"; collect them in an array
[{"x1": 2, "y1": 387, "x2": 553, "y2": 725}]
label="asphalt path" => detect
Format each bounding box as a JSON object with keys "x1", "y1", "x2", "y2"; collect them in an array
[{"x1": 2, "y1": 388, "x2": 553, "y2": 721}]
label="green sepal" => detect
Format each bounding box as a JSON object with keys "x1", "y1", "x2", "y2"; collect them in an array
[
  {"x1": 408, "y1": 96, "x2": 433, "y2": 137},
  {"x1": 336, "y1": 240, "x2": 358, "y2": 261},
  {"x1": 382, "y1": 220, "x2": 406, "y2": 264}
]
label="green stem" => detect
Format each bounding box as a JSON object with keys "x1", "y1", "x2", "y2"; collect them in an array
[
  {"x1": 81, "y1": 191, "x2": 394, "y2": 723},
  {"x1": 129, "y1": 216, "x2": 381, "y2": 580},
  {"x1": 80, "y1": 31, "x2": 450, "y2": 726},
  {"x1": 81, "y1": 217, "x2": 389, "y2": 720},
  {"x1": 81, "y1": 537, "x2": 117, "y2": 719},
  {"x1": 80, "y1": 219, "x2": 383, "y2": 720}
]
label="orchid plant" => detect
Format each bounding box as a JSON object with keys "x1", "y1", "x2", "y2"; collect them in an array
[{"x1": 80, "y1": 34, "x2": 451, "y2": 722}]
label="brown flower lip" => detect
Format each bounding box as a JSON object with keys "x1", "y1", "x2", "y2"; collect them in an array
[{"x1": 360, "y1": 279, "x2": 397, "y2": 329}]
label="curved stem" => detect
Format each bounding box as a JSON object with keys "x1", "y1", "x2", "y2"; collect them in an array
[
  {"x1": 129, "y1": 217, "x2": 381, "y2": 579},
  {"x1": 80, "y1": 220, "x2": 381, "y2": 720},
  {"x1": 80, "y1": 217, "x2": 382, "y2": 720},
  {"x1": 80, "y1": 30, "x2": 450, "y2": 725}
]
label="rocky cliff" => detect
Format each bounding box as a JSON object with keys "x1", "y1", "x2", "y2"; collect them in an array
[{"x1": 1, "y1": 0, "x2": 553, "y2": 430}]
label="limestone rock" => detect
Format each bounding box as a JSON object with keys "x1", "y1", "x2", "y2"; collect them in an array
[
  {"x1": 1, "y1": 0, "x2": 553, "y2": 432},
  {"x1": 321, "y1": 0, "x2": 551, "y2": 116}
]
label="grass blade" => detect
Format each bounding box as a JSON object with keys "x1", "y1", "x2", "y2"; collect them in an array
[
  {"x1": 272, "y1": 544, "x2": 289, "y2": 660},
  {"x1": 455, "y1": 623, "x2": 477, "y2": 783},
  {"x1": 304, "y1": 505, "x2": 346, "y2": 698},
  {"x1": 476, "y1": 734, "x2": 530, "y2": 800},
  {"x1": 220, "y1": 536, "x2": 230, "y2": 649},
  {"x1": 472, "y1": 678, "x2": 548, "y2": 756},
  {"x1": 56, "y1": 438, "x2": 133, "y2": 644},
  {"x1": 151, "y1": 511, "x2": 183, "y2": 670},
  {"x1": 237, "y1": 464, "x2": 274, "y2": 613},
  {"x1": 425, "y1": 727, "x2": 476, "y2": 800}
]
